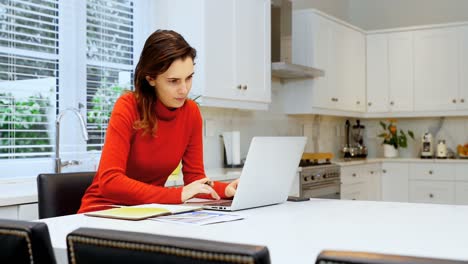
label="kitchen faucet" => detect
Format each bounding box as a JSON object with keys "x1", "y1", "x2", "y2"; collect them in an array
[{"x1": 55, "y1": 108, "x2": 89, "y2": 173}]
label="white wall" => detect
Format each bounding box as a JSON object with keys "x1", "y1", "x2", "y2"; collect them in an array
[
  {"x1": 348, "y1": 0, "x2": 468, "y2": 30},
  {"x1": 292, "y1": 0, "x2": 351, "y2": 23},
  {"x1": 363, "y1": 117, "x2": 468, "y2": 159}
]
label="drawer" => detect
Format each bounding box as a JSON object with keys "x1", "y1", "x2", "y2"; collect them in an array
[
  {"x1": 341, "y1": 182, "x2": 367, "y2": 201},
  {"x1": 455, "y1": 182, "x2": 468, "y2": 205},
  {"x1": 409, "y1": 181, "x2": 455, "y2": 204},
  {"x1": 341, "y1": 166, "x2": 365, "y2": 184},
  {"x1": 409, "y1": 163, "x2": 455, "y2": 181},
  {"x1": 455, "y1": 164, "x2": 468, "y2": 181}
]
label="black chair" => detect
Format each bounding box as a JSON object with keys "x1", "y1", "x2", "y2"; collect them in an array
[
  {"x1": 316, "y1": 250, "x2": 468, "y2": 264},
  {"x1": 37, "y1": 171, "x2": 95, "y2": 219},
  {"x1": 67, "y1": 227, "x2": 270, "y2": 264},
  {"x1": 0, "y1": 219, "x2": 56, "y2": 264}
]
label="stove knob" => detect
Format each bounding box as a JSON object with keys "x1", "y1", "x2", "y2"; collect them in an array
[
  {"x1": 323, "y1": 174, "x2": 327, "y2": 179},
  {"x1": 310, "y1": 176, "x2": 315, "y2": 181},
  {"x1": 303, "y1": 176, "x2": 308, "y2": 182}
]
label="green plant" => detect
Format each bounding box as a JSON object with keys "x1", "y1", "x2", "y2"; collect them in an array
[
  {"x1": 87, "y1": 85, "x2": 127, "y2": 128},
  {"x1": 378, "y1": 119, "x2": 414, "y2": 149},
  {"x1": 0, "y1": 92, "x2": 51, "y2": 158}
]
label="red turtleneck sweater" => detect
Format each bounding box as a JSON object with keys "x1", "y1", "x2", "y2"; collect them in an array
[{"x1": 78, "y1": 92, "x2": 229, "y2": 213}]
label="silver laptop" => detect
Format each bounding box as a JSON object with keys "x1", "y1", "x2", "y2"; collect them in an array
[{"x1": 199, "y1": 136, "x2": 306, "y2": 211}]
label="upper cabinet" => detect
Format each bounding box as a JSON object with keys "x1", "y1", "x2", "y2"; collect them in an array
[
  {"x1": 157, "y1": 0, "x2": 271, "y2": 110},
  {"x1": 414, "y1": 27, "x2": 459, "y2": 111},
  {"x1": 280, "y1": 10, "x2": 366, "y2": 115},
  {"x1": 367, "y1": 32, "x2": 414, "y2": 113}
]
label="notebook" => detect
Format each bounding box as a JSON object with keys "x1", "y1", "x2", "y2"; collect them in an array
[
  {"x1": 84, "y1": 204, "x2": 202, "y2": 221},
  {"x1": 188, "y1": 136, "x2": 306, "y2": 211}
]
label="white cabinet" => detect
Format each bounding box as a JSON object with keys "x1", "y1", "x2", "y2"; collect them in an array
[
  {"x1": 408, "y1": 163, "x2": 456, "y2": 205},
  {"x1": 366, "y1": 32, "x2": 414, "y2": 113},
  {"x1": 455, "y1": 163, "x2": 468, "y2": 205},
  {"x1": 460, "y1": 26, "x2": 468, "y2": 110},
  {"x1": 160, "y1": 0, "x2": 271, "y2": 110},
  {"x1": 341, "y1": 165, "x2": 368, "y2": 201},
  {"x1": 283, "y1": 10, "x2": 365, "y2": 114},
  {"x1": 414, "y1": 27, "x2": 459, "y2": 111},
  {"x1": 18, "y1": 203, "x2": 38, "y2": 221},
  {"x1": 340, "y1": 163, "x2": 381, "y2": 201},
  {"x1": 409, "y1": 181, "x2": 455, "y2": 204},
  {"x1": 381, "y1": 162, "x2": 409, "y2": 202},
  {"x1": 0, "y1": 205, "x2": 17, "y2": 219}
]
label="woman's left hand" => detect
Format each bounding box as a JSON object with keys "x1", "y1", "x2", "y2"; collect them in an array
[{"x1": 225, "y1": 178, "x2": 239, "y2": 198}]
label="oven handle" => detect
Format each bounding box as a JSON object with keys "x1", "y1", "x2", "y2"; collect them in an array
[{"x1": 302, "y1": 180, "x2": 340, "y2": 190}]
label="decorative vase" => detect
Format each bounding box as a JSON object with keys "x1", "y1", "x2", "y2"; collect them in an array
[{"x1": 383, "y1": 144, "x2": 399, "y2": 158}]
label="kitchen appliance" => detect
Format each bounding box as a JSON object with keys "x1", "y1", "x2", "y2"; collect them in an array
[
  {"x1": 421, "y1": 132, "x2": 433, "y2": 159},
  {"x1": 436, "y1": 140, "x2": 447, "y2": 159},
  {"x1": 341, "y1": 120, "x2": 367, "y2": 160},
  {"x1": 290, "y1": 153, "x2": 341, "y2": 200},
  {"x1": 222, "y1": 131, "x2": 243, "y2": 168}
]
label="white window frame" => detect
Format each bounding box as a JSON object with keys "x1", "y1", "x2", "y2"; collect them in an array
[{"x1": 0, "y1": 0, "x2": 155, "y2": 180}]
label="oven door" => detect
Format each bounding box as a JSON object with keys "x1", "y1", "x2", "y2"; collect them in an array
[{"x1": 301, "y1": 180, "x2": 341, "y2": 199}]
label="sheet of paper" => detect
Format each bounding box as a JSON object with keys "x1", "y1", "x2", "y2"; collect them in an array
[{"x1": 149, "y1": 210, "x2": 244, "y2": 226}]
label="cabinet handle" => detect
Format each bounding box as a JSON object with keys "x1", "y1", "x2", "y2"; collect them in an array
[
  {"x1": 352, "y1": 173, "x2": 357, "y2": 177},
  {"x1": 453, "y1": 99, "x2": 457, "y2": 103},
  {"x1": 390, "y1": 101, "x2": 395, "y2": 106},
  {"x1": 237, "y1": 85, "x2": 242, "y2": 90},
  {"x1": 429, "y1": 193, "x2": 434, "y2": 198},
  {"x1": 356, "y1": 101, "x2": 360, "y2": 105},
  {"x1": 368, "y1": 102, "x2": 372, "y2": 106},
  {"x1": 461, "y1": 99, "x2": 465, "y2": 103},
  {"x1": 382, "y1": 169, "x2": 387, "y2": 173},
  {"x1": 428, "y1": 170, "x2": 433, "y2": 175},
  {"x1": 242, "y1": 85, "x2": 247, "y2": 90},
  {"x1": 370, "y1": 171, "x2": 374, "y2": 174}
]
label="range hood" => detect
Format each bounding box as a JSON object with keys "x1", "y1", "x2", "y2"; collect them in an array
[
  {"x1": 271, "y1": 0, "x2": 324, "y2": 80},
  {"x1": 271, "y1": 62, "x2": 324, "y2": 79}
]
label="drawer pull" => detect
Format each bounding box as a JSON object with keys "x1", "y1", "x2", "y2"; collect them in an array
[
  {"x1": 428, "y1": 170, "x2": 433, "y2": 175},
  {"x1": 352, "y1": 173, "x2": 357, "y2": 177},
  {"x1": 370, "y1": 171, "x2": 374, "y2": 174},
  {"x1": 429, "y1": 193, "x2": 434, "y2": 198},
  {"x1": 382, "y1": 169, "x2": 387, "y2": 173}
]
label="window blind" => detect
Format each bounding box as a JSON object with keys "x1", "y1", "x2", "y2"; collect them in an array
[
  {"x1": 0, "y1": 0, "x2": 59, "y2": 159},
  {"x1": 86, "y1": 0, "x2": 133, "y2": 151}
]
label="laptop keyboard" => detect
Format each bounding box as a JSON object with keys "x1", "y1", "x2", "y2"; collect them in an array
[{"x1": 207, "y1": 200, "x2": 233, "y2": 206}]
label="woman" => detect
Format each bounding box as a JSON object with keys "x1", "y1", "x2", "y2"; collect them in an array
[{"x1": 78, "y1": 30, "x2": 239, "y2": 213}]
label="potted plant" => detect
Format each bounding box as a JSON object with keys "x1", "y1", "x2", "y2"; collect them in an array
[{"x1": 378, "y1": 119, "x2": 414, "y2": 158}]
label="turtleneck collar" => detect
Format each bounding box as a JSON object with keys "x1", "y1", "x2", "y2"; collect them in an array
[{"x1": 155, "y1": 98, "x2": 181, "y2": 121}]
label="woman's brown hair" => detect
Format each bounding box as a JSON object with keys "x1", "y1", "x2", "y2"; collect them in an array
[{"x1": 133, "y1": 29, "x2": 196, "y2": 135}]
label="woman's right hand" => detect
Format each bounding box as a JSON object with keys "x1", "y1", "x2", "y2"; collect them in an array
[{"x1": 181, "y1": 178, "x2": 220, "y2": 202}]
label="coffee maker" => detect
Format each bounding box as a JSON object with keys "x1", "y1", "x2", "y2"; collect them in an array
[
  {"x1": 342, "y1": 119, "x2": 368, "y2": 159},
  {"x1": 420, "y1": 132, "x2": 433, "y2": 159}
]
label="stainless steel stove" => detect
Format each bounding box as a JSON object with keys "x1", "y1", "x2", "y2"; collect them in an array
[{"x1": 290, "y1": 162, "x2": 341, "y2": 200}]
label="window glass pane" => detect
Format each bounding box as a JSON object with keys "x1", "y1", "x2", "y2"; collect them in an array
[
  {"x1": 0, "y1": 0, "x2": 58, "y2": 159},
  {"x1": 86, "y1": 0, "x2": 133, "y2": 151}
]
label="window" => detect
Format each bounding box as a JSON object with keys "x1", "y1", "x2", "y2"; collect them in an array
[
  {"x1": 0, "y1": 0, "x2": 59, "y2": 159},
  {"x1": 85, "y1": 0, "x2": 133, "y2": 151}
]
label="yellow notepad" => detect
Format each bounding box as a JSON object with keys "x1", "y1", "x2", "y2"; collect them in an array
[{"x1": 85, "y1": 204, "x2": 202, "y2": 221}]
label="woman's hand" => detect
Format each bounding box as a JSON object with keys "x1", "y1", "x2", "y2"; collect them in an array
[
  {"x1": 181, "y1": 178, "x2": 220, "y2": 202},
  {"x1": 225, "y1": 178, "x2": 240, "y2": 198}
]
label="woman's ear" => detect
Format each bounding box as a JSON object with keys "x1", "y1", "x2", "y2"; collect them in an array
[{"x1": 145, "y1": 76, "x2": 156, "y2": 86}]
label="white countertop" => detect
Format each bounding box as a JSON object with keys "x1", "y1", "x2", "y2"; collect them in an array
[
  {"x1": 0, "y1": 168, "x2": 241, "y2": 207},
  {"x1": 0, "y1": 178, "x2": 37, "y2": 206},
  {"x1": 335, "y1": 158, "x2": 468, "y2": 166},
  {"x1": 40, "y1": 199, "x2": 468, "y2": 264}
]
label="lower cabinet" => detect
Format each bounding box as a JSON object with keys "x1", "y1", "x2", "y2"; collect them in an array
[
  {"x1": 381, "y1": 162, "x2": 409, "y2": 202},
  {"x1": 0, "y1": 203, "x2": 38, "y2": 220},
  {"x1": 0, "y1": 205, "x2": 18, "y2": 219},
  {"x1": 409, "y1": 181, "x2": 455, "y2": 204},
  {"x1": 340, "y1": 164, "x2": 381, "y2": 201},
  {"x1": 455, "y1": 182, "x2": 468, "y2": 205}
]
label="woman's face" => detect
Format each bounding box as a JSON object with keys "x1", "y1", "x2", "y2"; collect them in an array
[{"x1": 146, "y1": 57, "x2": 194, "y2": 108}]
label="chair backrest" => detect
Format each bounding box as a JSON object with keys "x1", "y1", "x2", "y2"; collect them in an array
[
  {"x1": 37, "y1": 171, "x2": 95, "y2": 219},
  {"x1": 316, "y1": 250, "x2": 468, "y2": 264},
  {"x1": 0, "y1": 219, "x2": 56, "y2": 264},
  {"x1": 67, "y1": 227, "x2": 271, "y2": 264}
]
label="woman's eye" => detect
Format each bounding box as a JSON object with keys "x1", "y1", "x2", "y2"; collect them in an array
[{"x1": 170, "y1": 79, "x2": 178, "y2": 84}]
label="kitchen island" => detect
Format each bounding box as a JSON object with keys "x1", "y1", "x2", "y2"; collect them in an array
[{"x1": 40, "y1": 199, "x2": 468, "y2": 264}]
